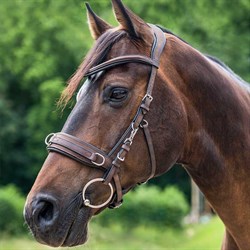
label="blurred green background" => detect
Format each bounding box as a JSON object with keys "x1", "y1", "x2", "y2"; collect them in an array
[{"x1": 0, "y1": 0, "x2": 249, "y2": 249}]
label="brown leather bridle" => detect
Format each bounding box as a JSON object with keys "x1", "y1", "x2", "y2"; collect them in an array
[{"x1": 45, "y1": 24, "x2": 166, "y2": 209}]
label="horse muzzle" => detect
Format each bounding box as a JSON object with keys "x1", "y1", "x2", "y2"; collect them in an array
[{"x1": 24, "y1": 192, "x2": 90, "y2": 247}]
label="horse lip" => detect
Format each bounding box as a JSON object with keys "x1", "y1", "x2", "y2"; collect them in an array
[
  {"x1": 61, "y1": 206, "x2": 91, "y2": 247},
  {"x1": 32, "y1": 206, "x2": 90, "y2": 247}
]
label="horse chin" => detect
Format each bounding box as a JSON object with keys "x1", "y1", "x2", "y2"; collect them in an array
[{"x1": 61, "y1": 207, "x2": 90, "y2": 247}]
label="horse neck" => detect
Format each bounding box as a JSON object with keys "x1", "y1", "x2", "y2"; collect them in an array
[{"x1": 159, "y1": 35, "x2": 250, "y2": 247}]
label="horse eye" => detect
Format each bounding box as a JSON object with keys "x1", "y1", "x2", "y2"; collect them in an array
[{"x1": 109, "y1": 88, "x2": 128, "y2": 102}]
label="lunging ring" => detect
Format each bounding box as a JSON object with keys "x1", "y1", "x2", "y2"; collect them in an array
[{"x1": 82, "y1": 178, "x2": 114, "y2": 209}]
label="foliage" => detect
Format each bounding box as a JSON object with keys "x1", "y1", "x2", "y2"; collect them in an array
[
  {"x1": 0, "y1": 0, "x2": 249, "y2": 196},
  {"x1": 0, "y1": 0, "x2": 86, "y2": 191},
  {"x1": 95, "y1": 185, "x2": 189, "y2": 228},
  {"x1": 0, "y1": 185, "x2": 26, "y2": 235}
]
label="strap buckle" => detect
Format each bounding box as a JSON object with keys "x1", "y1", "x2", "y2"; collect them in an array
[
  {"x1": 108, "y1": 199, "x2": 123, "y2": 209},
  {"x1": 45, "y1": 133, "x2": 56, "y2": 146},
  {"x1": 140, "y1": 119, "x2": 148, "y2": 128},
  {"x1": 142, "y1": 94, "x2": 153, "y2": 102},
  {"x1": 117, "y1": 151, "x2": 125, "y2": 161},
  {"x1": 141, "y1": 94, "x2": 153, "y2": 113},
  {"x1": 91, "y1": 153, "x2": 105, "y2": 166}
]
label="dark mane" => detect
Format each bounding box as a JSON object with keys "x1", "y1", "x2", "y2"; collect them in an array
[
  {"x1": 156, "y1": 25, "x2": 189, "y2": 45},
  {"x1": 206, "y1": 55, "x2": 249, "y2": 86},
  {"x1": 60, "y1": 29, "x2": 127, "y2": 105}
]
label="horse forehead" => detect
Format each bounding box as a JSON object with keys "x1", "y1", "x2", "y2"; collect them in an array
[
  {"x1": 106, "y1": 42, "x2": 152, "y2": 81},
  {"x1": 107, "y1": 36, "x2": 145, "y2": 58}
]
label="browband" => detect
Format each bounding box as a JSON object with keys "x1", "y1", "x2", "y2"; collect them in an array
[{"x1": 85, "y1": 55, "x2": 159, "y2": 77}]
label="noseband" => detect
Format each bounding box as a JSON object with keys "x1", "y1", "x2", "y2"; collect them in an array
[{"x1": 45, "y1": 25, "x2": 166, "y2": 209}]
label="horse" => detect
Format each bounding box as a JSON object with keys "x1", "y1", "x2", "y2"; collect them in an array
[{"x1": 24, "y1": 0, "x2": 250, "y2": 249}]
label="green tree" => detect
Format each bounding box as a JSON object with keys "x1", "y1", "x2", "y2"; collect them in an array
[{"x1": 0, "y1": 0, "x2": 86, "y2": 191}]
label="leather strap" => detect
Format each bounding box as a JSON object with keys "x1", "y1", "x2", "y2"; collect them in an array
[
  {"x1": 47, "y1": 133, "x2": 110, "y2": 169},
  {"x1": 142, "y1": 124, "x2": 156, "y2": 181},
  {"x1": 146, "y1": 24, "x2": 167, "y2": 96},
  {"x1": 85, "y1": 55, "x2": 159, "y2": 77}
]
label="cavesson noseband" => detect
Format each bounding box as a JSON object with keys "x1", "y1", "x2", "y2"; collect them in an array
[{"x1": 45, "y1": 25, "x2": 166, "y2": 209}]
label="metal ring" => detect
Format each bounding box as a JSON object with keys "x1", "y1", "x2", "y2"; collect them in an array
[
  {"x1": 82, "y1": 178, "x2": 114, "y2": 209},
  {"x1": 91, "y1": 153, "x2": 105, "y2": 166},
  {"x1": 140, "y1": 119, "x2": 148, "y2": 128},
  {"x1": 45, "y1": 133, "x2": 55, "y2": 146}
]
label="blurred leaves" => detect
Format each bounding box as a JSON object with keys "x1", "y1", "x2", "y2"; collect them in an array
[
  {"x1": 0, "y1": 185, "x2": 26, "y2": 234},
  {"x1": 96, "y1": 185, "x2": 189, "y2": 228}
]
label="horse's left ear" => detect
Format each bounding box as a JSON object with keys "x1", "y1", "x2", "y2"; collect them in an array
[
  {"x1": 111, "y1": 0, "x2": 152, "y2": 41},
  {"x1": 85, "y1": 3, "x2": 113, "y2": 40}
]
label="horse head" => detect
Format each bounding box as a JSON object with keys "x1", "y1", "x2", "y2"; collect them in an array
[{"x1": 24, "y1": 0, "x2": 188, "y2": 247}]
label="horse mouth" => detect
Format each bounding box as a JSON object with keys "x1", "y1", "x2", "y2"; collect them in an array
[{"x1": 61, "y1": 206, "x2": 90, "y2": 247}]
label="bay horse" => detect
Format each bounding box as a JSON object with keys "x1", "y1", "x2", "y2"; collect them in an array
[{"x1": 24, "y1": 0, "x2": 250, "y2": 249}]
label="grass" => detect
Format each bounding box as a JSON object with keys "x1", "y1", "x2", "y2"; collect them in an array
[{"x1": 0, "y1": 216, "x2": 224, "y2": 250}]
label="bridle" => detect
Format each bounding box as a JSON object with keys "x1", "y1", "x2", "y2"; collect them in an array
[
  {"x1": 45, "y1": 25, "x2": 166, "y2": 209},
  {"x1": 45, "y1": 24, "x2": 166, "y2": 209}
]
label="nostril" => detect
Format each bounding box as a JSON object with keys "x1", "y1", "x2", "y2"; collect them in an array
[
  {"x1": 32, "y1": 195, "x2": 59, "y2": 228},
  {"x1": 39, "y1": 201, "x2": 53, "y2": 221},
  {"x1": 34, "y1": 201, "x2": 54, "y2": 225}
]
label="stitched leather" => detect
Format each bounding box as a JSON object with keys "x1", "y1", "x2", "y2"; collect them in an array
[{"x1": 85, "y1": 55, "x2": 159, "y2": 77}]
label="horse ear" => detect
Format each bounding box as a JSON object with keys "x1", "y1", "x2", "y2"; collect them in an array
[
  {"x1": 111, "y1": 0, "x2": 151, "y2": 40},
  {"x1": 85, "y1": 3, "x2": 112, "y2": 40}
]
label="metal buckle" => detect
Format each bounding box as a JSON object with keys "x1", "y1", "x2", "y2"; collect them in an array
[
  {"x1": 142, "y1": 94, "x2": 153, "y2": 102},
  {"x1": 82, "y1": 178, "x2": 114, "y2": 209},
  {"x1": 140, "y1": 119, "x2": 148, "y2": 128},
  {"x1": 124, "y1": 138, "x2": 133, "y2": 145},
  {"x1": 91, "y1": 153, "x2": 105, "y2": 166},
  {"x1": 117, "y1": 152, "x2": 125, "y2": 161},
  {"x1": 45, "y1": 133, "x2": 55, "y2": 146},
  {"x1": 109, "y1": 199, "x2": 123, "y2": 209},
  {"x1": 124, "y1": 122, "x2": 139, "y2": 146}
]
